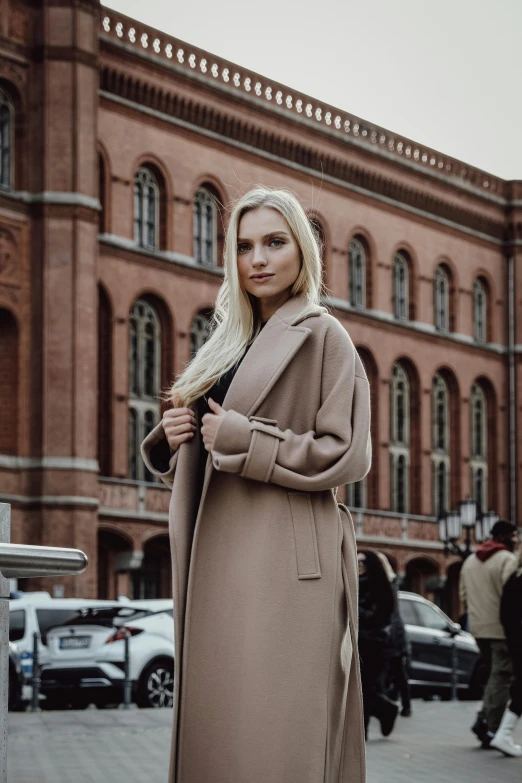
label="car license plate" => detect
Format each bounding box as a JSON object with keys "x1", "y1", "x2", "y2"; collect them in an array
[{"x1": 59, "y1": 636, "x2": 91, "y2": 650}]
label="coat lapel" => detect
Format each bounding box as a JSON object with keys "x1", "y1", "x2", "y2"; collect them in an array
[{"x1": 222, "y1": 296, "x2": 320, "y2": 418}]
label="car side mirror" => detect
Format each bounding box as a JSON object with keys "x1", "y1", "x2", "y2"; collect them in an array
[{"x1": 449, "y1": 622, "x2": 461, "y2": 637}]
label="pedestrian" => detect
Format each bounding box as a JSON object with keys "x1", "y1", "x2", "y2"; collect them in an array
[
  {"x1": 141, "y1": 186, "x2": 372, "y2": 783},
  {"x1": 459, "y1": 519, "x2": 518, "y2": 748},
  {"x1": 377, "y1": 552, "x2": 412, "y2": 718},
  {"x1": 358, "y1": 550, "x2": 399, "y2": 739},
  {"x1": 490, "y1": 541, "x2": 522, "y2": 756}
]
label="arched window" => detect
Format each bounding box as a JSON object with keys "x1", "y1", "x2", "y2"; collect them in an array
[
  {"x1": 393, "y1": 252, "x2": 409, "y2": 321},
  {"x1": 390, "y1": 363, "x2": 410, "y2": 513},
  {"x1": 347, "y1": 351, "x2": 369, "y2": 508},
  {"x1": 128, "y1": 300, "x2": 161, "y2": 481},
  {"x1": 190, "y1": 311, "x2": 212, "y2": 358},
  {"x1": 0, "y1": 88, "x2": 14, "y2": 190},
  {"x1": 473, "y1": 278, "x2": 487, "y2": 343},
  {"x1": 434, "y1": 266, "x2": 449, "y2": 332},
  {"x1": 0, "y1": 309, "x2": 18, "y2": 454},
  {"x1": 194, "y1": 187, "x2": 217, "y2": 266},
  {"x1": 134, "y1": 167, "x2": 159, "y2": 250},
  {"x1": 349, "y1": 238, "x2": 366, "y2": 309},
  {"x1": 470, "y1": 383, "x2": 487, "y2": 514},
  {"x1": 432, "y1": 373, "x2": 450, "y2": 517}
]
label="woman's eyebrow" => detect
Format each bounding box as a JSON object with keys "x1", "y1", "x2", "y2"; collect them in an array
[{"x1": 237, "y1": 231, "x2": 290, "y2": 242}]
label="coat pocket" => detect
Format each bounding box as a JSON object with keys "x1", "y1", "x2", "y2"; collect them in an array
[{"x1": 287, "y1": 492, "x2": 321, "y2": 580}]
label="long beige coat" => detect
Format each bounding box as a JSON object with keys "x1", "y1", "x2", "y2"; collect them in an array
[{"x1": 141, "y1": 295, "x2": 372, "y2": 783}]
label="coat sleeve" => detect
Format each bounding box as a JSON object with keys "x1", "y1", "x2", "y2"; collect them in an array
[
  {"x1": 210, "y1": 320, "x2": 371, "y2": 492},
  {"x1": 140, "y1": 421, "x2": 179, "y2": 489}
]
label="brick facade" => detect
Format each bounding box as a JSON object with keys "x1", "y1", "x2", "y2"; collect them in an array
[{"x1": 1, "y1": 0, "x2": 521, "y2": 618}]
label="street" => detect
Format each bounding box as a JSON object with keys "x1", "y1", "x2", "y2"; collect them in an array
[{"x1": 7, "y1": 700, "x2": 522, "y2": 782}]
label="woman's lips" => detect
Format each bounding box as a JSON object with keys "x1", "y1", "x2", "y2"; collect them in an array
[{"x1": 250, "y1": 274, "x2": 274, "y2": 282}]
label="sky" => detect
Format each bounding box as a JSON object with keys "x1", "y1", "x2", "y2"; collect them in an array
[{"x1": 104, "y1": 0, "x2": 521, "y2": 180}]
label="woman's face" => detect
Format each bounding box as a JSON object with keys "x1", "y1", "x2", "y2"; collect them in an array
[
  {"x1": 236, "y1": 207, "x2": 302, "y2": 317},
  {"x1": 357, "y1": 553, "x2": 367, "y2": 576}
]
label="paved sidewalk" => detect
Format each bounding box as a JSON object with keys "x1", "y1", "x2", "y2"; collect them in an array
[{"x1": 7, "y1": 700, "x2": 522, "y2": 782}]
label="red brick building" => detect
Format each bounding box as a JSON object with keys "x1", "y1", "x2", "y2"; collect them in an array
[{"x1": 1, "y1": 0, "x2": 521, "y2": 617}]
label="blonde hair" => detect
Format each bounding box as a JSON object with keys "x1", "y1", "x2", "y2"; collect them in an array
[{"x1": 168, "y1": 186, "x2": 325, "y2": 407}]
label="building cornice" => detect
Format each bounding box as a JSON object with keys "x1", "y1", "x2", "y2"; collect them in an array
[
  {"x1": 327, "y1": 298, "x2": 508, "y2": 355},
  {"x1": 99, "y1": 9, "x2": 509, "y2": 204},
  {"x1": 99, "y1": 84, "x2": 506, "y2": 246},
  {"x1": 0, "y1": 456, "x2": 99, "y2": 471},
  {"x1": 99, "y1": 233, "x2": 225, "y2": 279}
]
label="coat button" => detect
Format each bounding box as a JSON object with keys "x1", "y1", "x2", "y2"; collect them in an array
[{"x1": 213, "y1": 458, "x2": 220, "y2": 468}]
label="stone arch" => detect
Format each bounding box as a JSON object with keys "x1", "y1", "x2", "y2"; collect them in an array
[
  {"x1": 0, "y1": 78, "x2": 26, "y2": 190},
  {"x1": 0, "y1": 308, "x2": 19, "y2": 455},
  {"x1": 390, "y1": 356, "x2": 422, "y2": 514},
  {"x1": 97, "y1": 283, "x2": 113, "y2": 477},
  {"x1": 132, "y1": 533, "x2": 172, "y2": 599},
  {"x1": 434, "y1": 366, "x2": 461, "y2": 506},
  {"x1": 131, "y1": 154, "x2": 173, "y2": 251},
  {"x1": 355, "y1": 345, "x2": 379, "y2": 509},
  {"x1": 390, "y1": 242, "x2": 418, "y2": 321},
  {"x1": 471, "y1": 374, "x2": 498, "y2": 512},
  {"x1": 98, "y1": 142, "x2": 111, "y2": 234},
  {"x1": 403, "y1": 556, "x2": 441, "y2": 603},
  {"x1": 97, "y1": 527, "x2": 134, "y2": 600},
  {"x1": 193, "y1": 178, "x2": 226, "y2": 266},
  {"x1": 348, "y1": 230, "x2": 374, "y2": 309}
]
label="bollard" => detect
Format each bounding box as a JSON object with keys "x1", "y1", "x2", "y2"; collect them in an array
[
  {"x1": 30, "y1": 632, "x2": 41, "y2": 713},
  {"x1": 450, "y1": 638, "x2": 459, "y2": 701},
  {"x1": 123, "y1": 629, "x2": 132, "y2": 709}
]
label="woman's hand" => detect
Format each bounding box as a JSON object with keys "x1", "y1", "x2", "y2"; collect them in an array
[
  {"x1": 201, "y1": 398, "x2": 226, "y2": 452},
  {"x1": 162, "y1": 407, "x2": 197, "y2": 451}
]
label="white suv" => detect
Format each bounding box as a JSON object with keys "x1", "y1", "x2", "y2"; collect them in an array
[{"x1": 42, "y1": 600, "x2": 174, "y2": 709}]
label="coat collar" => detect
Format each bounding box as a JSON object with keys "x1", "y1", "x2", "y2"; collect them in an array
[{"x1": 222, "y1": 295, "x2": 324, "y2": 418}]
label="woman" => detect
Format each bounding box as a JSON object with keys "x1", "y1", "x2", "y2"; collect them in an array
[
  {"x1": 491, "y1": 546, "x2": 522, "y2": 757},
  {"x1": 141, "y1": 187, "x2": 372, "y2": 783},
  {"x1": 358, "y1": 550, "x2": 398, "y2": 739},
  {"x1": 377, "y1": 552, "x2": 412, "y2": 718}
]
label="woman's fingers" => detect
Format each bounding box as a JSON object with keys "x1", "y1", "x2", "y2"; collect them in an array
[{"x1": 162, "y1": 407, "x2": 197, "y2": 449}]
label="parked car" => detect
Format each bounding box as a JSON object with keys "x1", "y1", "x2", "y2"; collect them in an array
[
  {"x1": 398, "y1": 591, "x2": 482, "y2": 700},
  {"x1": 8, "y1": 596, "x2": 126, "y2": 685},
  {"x1": 41, "y1": 602, "x2": 174, "y2": 709},
  {"x1": 8, "y1": 641, "x2": 24, "y2": 710}
]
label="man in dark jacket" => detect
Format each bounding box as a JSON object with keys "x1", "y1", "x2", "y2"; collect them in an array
[{"x1": 491, "y1": 548, "x2": 522, "y2": 756}]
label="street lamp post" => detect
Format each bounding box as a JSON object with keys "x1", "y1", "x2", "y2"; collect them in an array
[{"x1": 438, "y1": 498, "x2": 479, "y2": 560}]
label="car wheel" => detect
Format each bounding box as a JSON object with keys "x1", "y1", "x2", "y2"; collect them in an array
[{"x1": 137, "y1": 660, "x2": 174, "y2": 708}]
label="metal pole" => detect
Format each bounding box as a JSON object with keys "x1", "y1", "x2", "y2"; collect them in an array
[
  {"x1": 450, "y1": 637, "x2": 459, "y2": 701},
  {"x1": 123, "y1": 630, "x2": 131, "y2": 709},
  {"x1": 0, "y1": 501, "x2": 89, "y2": 783},
  {"x1": 30, "y1": 632, "x2": 41, "y2": 713},
  {"x1": 0, "y1": 505, "x2": 10, "y2": 783}
]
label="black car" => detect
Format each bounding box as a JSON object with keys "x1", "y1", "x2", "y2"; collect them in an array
[
  {"x1": 8, "y1": 641, "x2": 24, "y2": 710},
  {"x1": 398, "y1": 591, "x2": 482, "y2": 700}
]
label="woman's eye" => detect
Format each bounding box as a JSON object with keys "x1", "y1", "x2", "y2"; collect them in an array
[
  {"x1": 269, "y1": 238, "x2": 284, "y2": 247},
  {"x1": 237, "y1": 244, "x2": 249, "y2": 254}
]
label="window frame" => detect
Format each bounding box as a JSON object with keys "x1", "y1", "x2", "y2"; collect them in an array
[
  {"x1": 434, "y1": 266, "x2": 449, "y2": 333},
  {"x1": 0, "y1": 87, "x2": 14, "y2": 190},
  {"x1": 134, "y1": 167, "x2": 160, "y2": 251},
  {"x1": 390, "y1": 363, "x2": 410, "y2": 513},
  {"x1": 348, "y1": 238, "x2": 366, "y2": 309},
  {"x1": 194, "y1": 187, "x2": 218, "y2": 267},
  {"x1": 393, "y1": 253, "x2": 409, "y2": 321},
  {"x1": 473, "y1": 278, "x2": 487, "y2": 343},
  {"x1": 128, "y1": 300, "x2": 162, "y2": 481}
]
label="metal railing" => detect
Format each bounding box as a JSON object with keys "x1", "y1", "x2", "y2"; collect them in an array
[{"x1": 0, "y1": 503, "x2": 88, "y2": 783}]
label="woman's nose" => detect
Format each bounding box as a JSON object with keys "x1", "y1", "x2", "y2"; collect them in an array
[{"x1": 252, "y1": 245, "x2": 267, "y2": 266}]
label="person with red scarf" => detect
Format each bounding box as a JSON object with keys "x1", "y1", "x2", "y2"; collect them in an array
[{"x1": 459, "y1": 519, "x2": 518, "y2": 747}]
